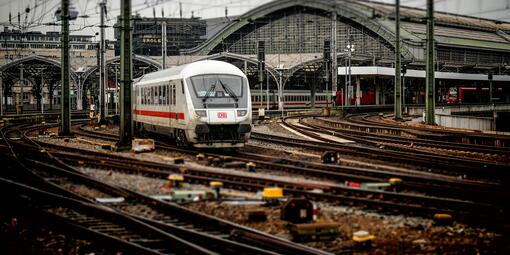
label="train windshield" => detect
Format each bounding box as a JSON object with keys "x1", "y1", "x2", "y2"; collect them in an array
[{"x1": 190, "y1": 74, "x2": 244, "y2": 98}]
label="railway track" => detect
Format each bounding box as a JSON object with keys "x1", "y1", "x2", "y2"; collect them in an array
[
  {"x1": 269, "y1": 117, "x2": 510, "y2": 182},
  {"x1": 297, "y1": 118, "x2": 510, "y2": 166},
  {"x1": 55, "y1": 148, "x2": 509, "y2": 228},
  {"x1": 2, "y1": 123, "x2": 329, "y2": 255},
  {"x1": 345, "y1": 113, "x2": 510, "y2": 148},
  {"x1": 1, "y1": 177, "x2": 213, "y2": 255},
  {"x1": 24, "y1": 124, "x2": 509, "y2": 229},
  {"x1": 72, "y1": 123, "x2": 510, "y2": 206},
  {"x1": 6, "y1": 121, "x2": 508, "y2": 230},
  {"x1": 311, "y1": 117, "x2": 510, "y2": 159}
]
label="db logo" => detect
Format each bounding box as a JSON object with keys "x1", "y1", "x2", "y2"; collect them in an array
[{"x1": 217, "y1": 112, "x2": 227, "y2": 118}]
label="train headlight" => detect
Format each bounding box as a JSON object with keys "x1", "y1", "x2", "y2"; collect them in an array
[
  {"x1": 195, "y1": 110, "x2": 207, "y2": 117},
  {"x1": 236, "y1": 110, "x2": 247, "y2": 117}
]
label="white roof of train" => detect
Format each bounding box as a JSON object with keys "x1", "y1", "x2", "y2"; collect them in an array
[{"x1": 135, "y1": 60, "x2": 246, "y2": 86}]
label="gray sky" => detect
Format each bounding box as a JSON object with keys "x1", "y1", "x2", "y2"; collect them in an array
[{"x1": 1, "y1": 0, "x2": 509, "y2": 40}]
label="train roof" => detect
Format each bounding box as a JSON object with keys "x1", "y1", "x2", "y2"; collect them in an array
[{"x1": 135, "y1": 60, "x2": 246, "y2": 86}]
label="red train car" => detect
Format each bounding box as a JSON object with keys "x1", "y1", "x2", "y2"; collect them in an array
[
  {"x1": 335, "y1": 90, "x2": 375, "y2": 106},
  {"x1": 447, "y1": 87, "x2": 500, "y2": 103}
]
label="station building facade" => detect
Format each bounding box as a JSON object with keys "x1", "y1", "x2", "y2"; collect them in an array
[
  {"x1": 113, "y1": 15, "x2": 207, "y2": 56},
  {"x1": 182, "y1": 0, "x2": 510, "y2": 109}
]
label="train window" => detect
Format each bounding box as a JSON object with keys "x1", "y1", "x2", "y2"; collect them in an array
[
  {"x1": 149, "y1": 87, "x2": 153, "y2": 105},
  {"x1": 159, "y1": 86, "x2": 163, "y2": 105},
  {"x1": 141, "y1": 88, "x2": 144, "y2": 104},
  {"x1": 146, "y1": 87, "x2": 149, "y2": 105},
  {"x1": 172, "y1": 84, "x2": 176, "y2": 105},
  {"x1": 161, "y1": 86, "x2": 164, "y2": 105},
  {"x1": 153, "y1": 86, "x2": 156, "y2": 105},
  {"x1": 142, "y1": 87, "x2": 145, "y2": 105},
  {"x1": 157, "y1": 86, "x2": 160, "y2": 105},
  {"x1": 155, "y1": 86, "x2": 158, "y2": 105},
  {"x1": 169, "y1": 84, "x2": 173, "y2": 105},
  {"x1": 171, "y1": 84, "x2": 174, "y2": 105},
  {"x1": 161, "y1": 85, "x2": 166, "y2": 105},
  {"x1": 165, "y1": 85, "x2": 169, "y2": 105}
]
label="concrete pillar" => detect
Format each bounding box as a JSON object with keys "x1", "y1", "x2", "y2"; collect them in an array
[
  {"x1": 356, "y1": 76, "x2": 361, "y2": 106},
  {"x1": 331, "y1": 11, "x2": 337, "y2": 96}
]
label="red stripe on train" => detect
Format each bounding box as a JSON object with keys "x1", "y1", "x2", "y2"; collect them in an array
[{"x1": 134, "y1": 110, "x2": 185, "y2": 120}]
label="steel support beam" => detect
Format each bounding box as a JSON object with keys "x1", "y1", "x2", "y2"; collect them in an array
[
  {"x1": 60, "y1": 0, "x2": 71, "y2": 135},
  {"x1": 394, "y1": 0, "x2": 402, "y2": 120},
  {"x1": 425, "y1": 0, "x2": 435, "y2": 125},
  {"x1": 76, "y1": 75, "x2": 82, "y2": 110},
  {"x1": 331, "y1": 11, "x2": 338, "y2": 105},
  {"x1": 258, "y1": 41, "x2": 265, "y2": 109},
  {"x1": 278, "y1": 71, "x2": 283, "y2": 113},
  {"x1": 99, "y1": 0, "x2": 107, "y2": 124},
  {"x1": 162, "y1": 20, "x2": 167, "y2": 69},
  {"x1": 118, "y1": 0, "x2": 133, "y2": 149},
  {"x1": 18, "y1": 64, "x2": 24, "y2": 114}
]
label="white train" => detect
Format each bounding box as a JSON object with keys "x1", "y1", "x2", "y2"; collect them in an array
[
  {"x1": 133, "y1": 60, "x2": 252, "y2": 148},
  {"x1": 250, "y1": 91, "x2": 333, "y2": 109}
]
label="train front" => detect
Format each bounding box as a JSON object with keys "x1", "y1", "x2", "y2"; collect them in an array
[{"x1": 185, "y1": 62, "x2": 252, "y2": 148}]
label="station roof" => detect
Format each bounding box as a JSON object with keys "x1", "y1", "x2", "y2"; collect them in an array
[
  {"x1": 189, "y1": 0, "x2": 510, "y2": 55},
  {"x1": 361, "y1": 1, "x2": 510, "y2": 51}
]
